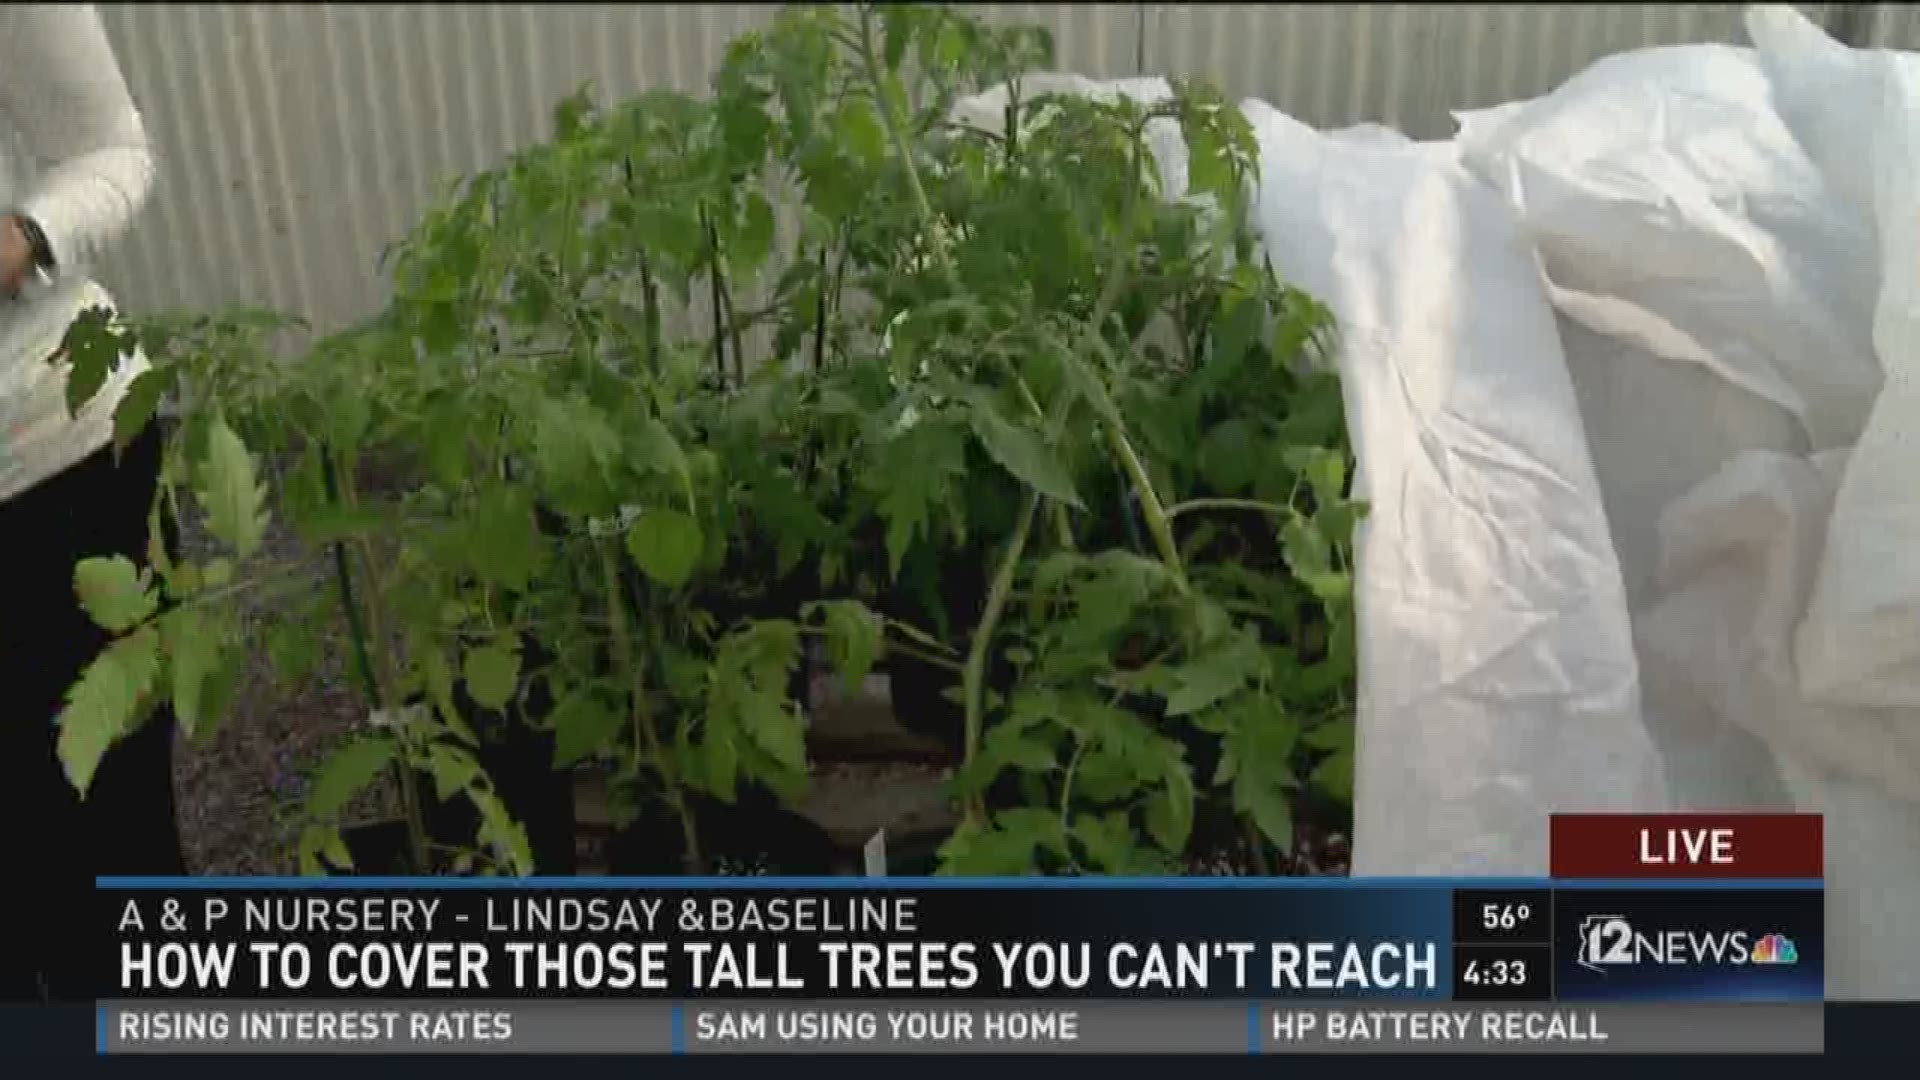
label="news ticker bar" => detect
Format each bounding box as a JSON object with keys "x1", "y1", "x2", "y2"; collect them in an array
[
  {"x1": 99, "y1": 881, "x2": 1824, "y2": 1004},
  {"x1": 97, "y1": 1000, "x2": 1823, "y2": 1055}
]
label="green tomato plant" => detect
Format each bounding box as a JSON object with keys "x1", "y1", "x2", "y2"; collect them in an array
[{"x1": 51, "y1": 2, "x2": 1360, "y2": 878}]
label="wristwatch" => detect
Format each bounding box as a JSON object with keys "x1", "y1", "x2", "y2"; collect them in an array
[{"x1": 8, "y1": 211, "x2": 55, "y2": 285}]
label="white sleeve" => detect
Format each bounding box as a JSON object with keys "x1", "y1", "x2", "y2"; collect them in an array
[{"x1": 0, "y1": 5, "x2": 155, "y2": 280}]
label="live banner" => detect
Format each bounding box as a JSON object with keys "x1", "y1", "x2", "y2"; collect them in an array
[{"x1": 95, "y1": 813, "x2": 1825, "y2": 1055}]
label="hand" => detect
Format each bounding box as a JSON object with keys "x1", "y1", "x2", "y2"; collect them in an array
[{"x1": 0, "y1": 215, "x2": 31, "y2": 296}]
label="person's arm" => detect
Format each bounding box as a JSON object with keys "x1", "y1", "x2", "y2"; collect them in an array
[{"x1": 0, "y1": 4, "x2": 154, "y2": 293}]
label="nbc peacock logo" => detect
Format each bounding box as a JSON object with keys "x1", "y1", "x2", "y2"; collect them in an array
[{"x1": 1748, "y1": 933, "x2": 1799, "y2": 965}]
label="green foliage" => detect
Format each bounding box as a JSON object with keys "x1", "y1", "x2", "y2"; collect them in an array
[
  {"x1": 462, "y1": 642, "x2": 521, "y2": 712},
  {"x1": 56, "y1": 627, "x2": 161, "y2": 797},
  {"x1": 47, "y1": 2, "x2": 1360, "y2": 878},
  {"x1": 625, "y1": 509, "x2": 704, "y2": 589},
  {"x1": 73, "y1": 556, "x2": 157, "y2": 633}
]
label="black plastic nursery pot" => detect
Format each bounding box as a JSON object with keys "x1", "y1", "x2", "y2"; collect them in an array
[
  {"x1": 378, "y1": 638, "x2": 579, "y2": 876},
  {"x1": 602, "y1": 786, "x2": 843, "y2": 876},
  {"x1": 332, "y1": 723, "x2": 578, "y2": 878},
  {"x1": 337, "y1": 819, "x2": 418, "y2": 877},
  {"x1": 883, "y1": 653, "x2": 969, "y2": 763},
  {"x1": 879, "y1": 540, "x2": 997, "y2": 757},
  {"x1": 431, "y1": 713, "x2": 580, "y2": 875}
]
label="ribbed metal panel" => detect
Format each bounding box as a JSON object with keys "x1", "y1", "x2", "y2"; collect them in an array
[
  {"x1": 1864, "y1": 4, "x2": 1920, "y2": 49},
  {"x1": 97, "y1": 4, "x2": 788, "y2": 328},
  {"x1": 93, "y1": 3, "x2": 1140, "y2": 331},
  {"x1": 87, "y1": 3, "x2": 1891, "y2": 333}
]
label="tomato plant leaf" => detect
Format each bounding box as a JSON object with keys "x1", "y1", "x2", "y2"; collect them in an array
[
  {"x1": 422, "y1": 398, "x2": 470, "y2": 489},
  {"x1": 1303, "y1": 713, "x2": 1354, "y2": 753},
  {"x1": 161, "y1": 606, "x2": 224, "y2": 739},
  {"x1": 550, "y1": 691, "x2": 623, "y2": 769},
  {"x1": 982, "y1": 717, "x2": 1060, "y2": 775},
  {"x1": 625, "y1": 508, "x2": 704, "y2": 589},
  {"x1": 1281, "y1": 510, "x2": 1350, "y2": 603},
  {"x1": 1144, "y1": 755, "x2": 1196, "y2": 853},
  {"x1": 1070, "y1": 811, "x2": 1138, "y2": 873},
  {"x1": 305, "y1": 735, "x2": 395, "y2": 822},
  {"x1": 468, "y1": 487, "x2": 545, "y2": 592},
  {"x1": 59, "y1": 306, "x2": 124, "y2": 416},
  {"x1": 731, "y1": 191, "x2": 777, "y2": 277},
  {"x1": 738, "y1": 692, "x2": 806, "y2": 775},
  {"x1": 1195, "y1": 418, "x2": 1261, "y2": 495},
  {"x1": 73, "y1": 555, "x2": 157, "y2": 633},
  {"x1": 1207, "y1": 295, "x2": 1264, "y2": 378},
  {"x1": 833, "y1": 99, "x2": 887, "y2": 164},
  {"x1": 935, "y1": 810, "x2": 1062, "y2": 875},
  {"x1": 113, "y1": 368, "x2": 174, "y2": 456},
  {"x1": 704, "y1": 724, "x2": 741, "y2": 803},
  {"x1": 469, "y1": 785, "x2": 535, "y2": 875},
  {"x1": 55, "y1": 626, "x2": 162, "y2": 797},
  {"x1": 1164, "y1": 629, "x2": 1264, "y2": 717},
  {"x1": 426, "y1": 742, "x2": 483, "y2": 802},
  {"x1": 1234, "y1": 768, "x2": 1295, "y2": 855},
  {"x1": 965, "y1": 393, "x2": 1084, "y2": 510},
  {"x1": 1312, "y1": 746, "x2": 1355, "y2": 805},
  {"x1": 1284, "y1": 445, "x2": 1347, "y2": 507},
  {"x1": 196, "y1": 416, "x2": 268, "y2": 559},
  {"x1": 811, "y1": 599, "x2": 883, "y2": 689},
  {"x1": 869, "y1": 418, "x2": 968, "y2": 577},
  {"x1": 463, "y1": 643, "x2": 521, "y2": 712}
]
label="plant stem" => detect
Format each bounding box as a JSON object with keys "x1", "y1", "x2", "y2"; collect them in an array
[
  {"x1": 596, "y1": 537, "x2": 643, "y2": 774},
  {"x1": 887, "y1": 643, "x2": 965, "y2": 674},
  {"x1": 794, "y1": 625, "x2": 963, "y2": 674},
  {"x1": 829, "y1": 228, "x2": 851, "y2": 324},
  {"x1": 809, "y1": 239, "x2": 837, "y2": 372},
  {"x1": 1058, "y1": 735, "x2": 1085, "y2": 843},
  {"x1": 1004, "y1": 81, "x2": 1022, "y2": 162},
  {"x1": 319, "y1": 452, "x2": 380, "y2": 708},
  {"x1": 638, "y1": 251, "x2": 661, "y2": 373},
  {"x1": 625, "y1": 156, "x2": 664, "y2": 376},
  {"x1": 1077, "y1": 125, "x2": 1188, "y2": 584},
  {"x1": 596, "y1": 539, "x2": 704, "y2": 875},
  {"x1": 852, "y1": 3, "x2": 1076, "y2": 572},
  {"x1": 703, "y1": 209, "x2": 728, "y2": 388},
  {"x1": 856, "y1": 4, "x2": 951, "y2": 277},
  {"x1": 1108, "y1": 427, "x2": 1184, "y2": 578},
  {"x1": 320, "y1": 445, "x2": 429, "y2": 874},
  {"x1": 715, "y1": 248, "x2": 748, "y2": 385},
  {"x1": 1166, "y1": 497, "x2": 1291, "y2": 521},
  {"x1": 174, "y1": 561, "x2": 316, "y2": 612},
  {"x1": 961, "y1": 491, "x2": 1040, "y2": 825}
]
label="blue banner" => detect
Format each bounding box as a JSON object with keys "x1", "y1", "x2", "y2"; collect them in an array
[{"x1": 95, "y1": 877, "x2": 1822, "y2": 1004}]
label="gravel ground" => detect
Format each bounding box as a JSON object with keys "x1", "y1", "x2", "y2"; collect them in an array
[{"x1": 169, "y1": 516, "x2": 393, "y2": 875}]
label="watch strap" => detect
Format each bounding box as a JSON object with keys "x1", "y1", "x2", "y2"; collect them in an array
[{"x1": 10, "y1": 211, "x2": 55, "y2": 273}]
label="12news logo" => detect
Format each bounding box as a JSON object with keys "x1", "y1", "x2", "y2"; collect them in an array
[{"x1": 1577, "y1": 915, "x2": 1799, "y2": 974}]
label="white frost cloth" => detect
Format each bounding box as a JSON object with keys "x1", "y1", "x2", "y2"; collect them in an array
[{"x1": 1454, "y1": 6, "x2": 1920, "y2": 999}]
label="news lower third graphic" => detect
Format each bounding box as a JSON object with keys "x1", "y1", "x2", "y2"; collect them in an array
[{"x1": 88, "y1": 814, "x2": 1827, "y2": 1055}]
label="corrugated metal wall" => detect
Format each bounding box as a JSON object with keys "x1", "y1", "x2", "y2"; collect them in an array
[
  {"x1": 1863, "y1": 2, "x2": 1920, "y2": 48},
  {"x1": 91, "y1": 3, "x2": 1900, "y2": 333}
]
